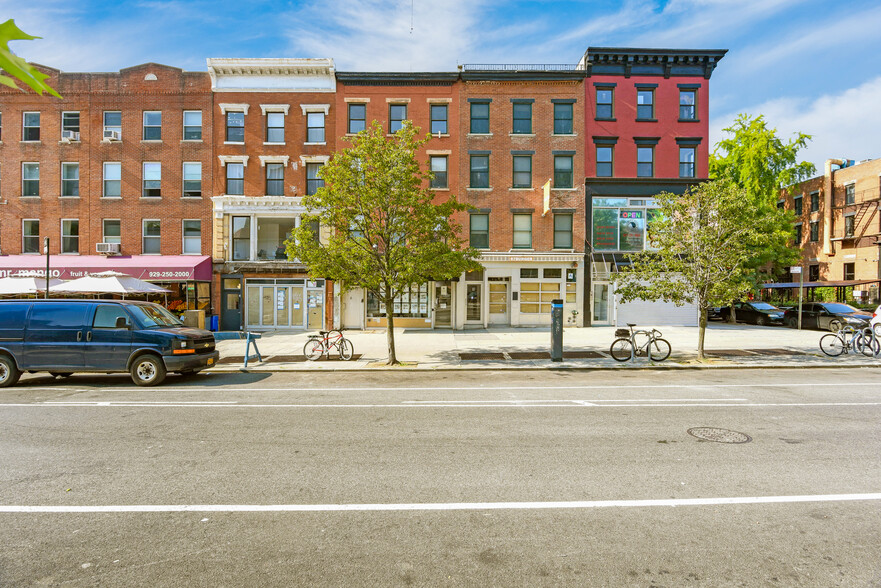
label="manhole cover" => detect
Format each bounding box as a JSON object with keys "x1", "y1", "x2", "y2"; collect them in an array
[{"x1": 687, "y1": 427, "x2": 752, "y2": 444}]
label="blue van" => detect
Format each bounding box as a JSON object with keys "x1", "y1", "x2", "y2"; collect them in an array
[{"x1": 0, "y1": 299, "x2": 219, "y2": 387}]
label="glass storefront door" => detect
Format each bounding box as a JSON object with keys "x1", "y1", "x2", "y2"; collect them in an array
[
  {"x1": 466, "y1": 283, "x2": 482, "y2": 323},
  {"x1": 592, "y1": 282, "x2": 612, "y2": 325},
  {"x1": 434, "y1": 281, "x2": 452, "y2": 328},
  {"x1": 488, "y1": 279, "x2": 509, "y2": 325},
  {"x1": 245, "y1": 279, "x2": 318, "y2": 329}
]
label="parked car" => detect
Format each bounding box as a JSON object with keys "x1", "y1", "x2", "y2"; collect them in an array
[
  {"x1": 719, "y1": 301, "x2": 785, "y2": 326},
  {"x1": 783, "y1": 302, "x2": 873, "y2": 331},
  {"x1": 707, "y1": 307, "x2": 723, "y2": 321},
  {"x1": 871, "y1": 305, "x2": 881, "y2": 337},
  {"x1": 0, "y1": 299, "x2": 218, "y2": 387}
]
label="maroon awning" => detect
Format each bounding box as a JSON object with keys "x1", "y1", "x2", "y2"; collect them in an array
[{"x1": 0, "y1": 255, "x2": 212, "y2": 281}]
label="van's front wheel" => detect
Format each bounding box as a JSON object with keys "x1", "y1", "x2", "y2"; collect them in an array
[
  {"x1": 0, "y1": 355, "x2": 21, "y2": 388},
  {"x1": 131, "y1": 355, "x2": 167, "y2": 387}
]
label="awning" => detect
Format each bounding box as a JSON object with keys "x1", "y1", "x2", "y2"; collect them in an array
[
  {"x1": 762, "y1": 279, "x2": 880, "y2": 289},
  {"x1": 0, "y1": 255, "x2": 212, "y2": 282}
]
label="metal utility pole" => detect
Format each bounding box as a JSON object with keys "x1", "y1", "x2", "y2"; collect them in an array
[
  {"x1": 792, "y1": 266, "x2": 803, "y2": 330},
  {"x1": 44, "y1": 237, "x2": 50, "y2": 299}
]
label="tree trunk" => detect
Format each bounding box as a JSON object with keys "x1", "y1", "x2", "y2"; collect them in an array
[
  {"x1": 697, "y1": 306, "x2": 707, "y2": 362},
  {"x1": 727, "y1": 303, "x2": 737, "y2": 324},
  {"x1": 384, "y1": 295, "x2": 399, "y2": 366}
]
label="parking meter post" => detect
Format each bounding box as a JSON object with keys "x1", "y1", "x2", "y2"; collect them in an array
[
  {"x1": 550, "y1": 299, "x2": 563, "y2": 362},
  {"x1": 798, "y1": 270, "x2": 804, "y2": 330}
]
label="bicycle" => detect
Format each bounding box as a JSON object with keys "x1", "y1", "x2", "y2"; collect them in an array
[
  {"x1": 819, "y1": 324, "x2": 879, "y2": 357},
  {"x1": 610, "y1": 323, "x2": 672, "y2": 362},
  {"x1": 303, "y1": 329, "x2": 354, "y2": 361}
]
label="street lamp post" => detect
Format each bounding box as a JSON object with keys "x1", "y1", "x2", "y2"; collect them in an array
[{"x1": 43, "y1": 237, "x2": 50, "y2": 299}]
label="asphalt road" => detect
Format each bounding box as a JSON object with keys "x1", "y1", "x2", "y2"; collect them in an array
[{"x1": 2, "y1": 367, "x2": 880, "y2": 587}]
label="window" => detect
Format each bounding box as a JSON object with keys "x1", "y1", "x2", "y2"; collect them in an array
[
  {"x1": 103, "y1": 219, "x2": 121, "y2": 244},
  {"x1": 22, "y1": 163, "x2": 39, "y2": 196},
  {"x1": 554, "y1": 155, "x2": 573, "y2": 188},
  {"x1": 470, "y1": 102, "x2": 489, "y2": 134},
  {"x1": 22, "y1": 220, "x2": 40, "y2": 253},
  {"x1": 62, "y1": 111, "x2": 80, "y2": 135},
  {"x1": 232, "y1": 216, "x2": 250, "y2": 260},
  {"x1": 142, "y1": 162, "x2": 161, "y2": 197},
  {"x1": 513, "y1": 213, "x2": 532, "y2": 249},
  {"x1": 794, "y1": 195, "x2": 803, "y2": 216},
  {"x1": 306, "y1": 112, "x2": 325, "y2": 143},
  {"x1": 512, "y1": 102, "x2": 532, "y2": 134},
  {"x1": 777, "y1": 200, "x2": 784, "y2": 210},
  {"x1": 470, "y1": 214, "x2": 489, "y2": 249},
  {"x1": 23, "y1": 112, "x2": 40, "y2": 141},
  {"x1": 266, "y1": 112, "x2": 285, "y2": 143},
  {"x1": 596, "y1": 146, "x2": 613, "y2": 177},
  {"x1": 348, "y1": 103, "x2": 366, "y2": 134},
  {"x1": 809, "y1": 220, "x2": 819, "y2": 242},
  {"x1": 142, "y1": 111, "x2": 161, "y2": 140},
  {"x1": 103, "y1": 111, "x2": 121, "y2": 138},
  {"x1": 809, "y1": 265, "x2": 820, "y2": 281},
  {"x1": 845, "y1": 184, "x2": 855, "y2": 205},
  {"x1": 553, "y1": 103, "x2": 573, "y2": 135},
  {"x1": 512, "y1": 155, "x2": 531, "y2": 188},
  {"x1": 636, "y1": 90, "x2": 654, "y2": 119},
  {"x1": 306, "y1": 163, "x2": 324, "y2": 195},
  {"x1": 93, "y1": 305, "x2": 130, "y2": 329},
  {"x1": 265, "y1": 163, "x2": 285, "y2": 196},
  {"x1": 367, "y1": 284, "x2": 430, "y2": 319},
  {"x1": 389, "y1": 104, "x2": 407, "y2": 133},
  {"x1": 226, "y1": 162, "x2": 244, "y2": 195},
  {"x1": 596, "y1": 88, "x2": 614, "y2": 119},
  {"x1": 183, "y1": 111, "x2": 202, "y2": 140},
  {"x1": 810, "y1": 191, "x2": 819, "y2": 212},
  {"x1": 226, "y1": 112, "x2": 245, "y2": 142},
  {"x1": 430, "y1": 156, "x2": 448, "y2": 189},
  {"x1": 470, "y1": 155, "x2": 489, "y2": 188},
  {"x1": 430, "y1": 104, "x2": 448, "y2": 135},
  {"x1": 519, "y1": 278, "x2": 560, "y2": 314},
  {"x1": 679, "y1": 90, "x2": 696, "y2": 120},
  {"x1": 183, "y1": 220, "x2": 201, "y2": 255},
  {"x1": 103, "y1": 162, "x2": 121, "y2": 197},
  {"x1": 794, "y1": 223, "x2": 802, "y2": 245},
  {"x1": 591, "y1": 199, "x2": 655, "y2": 252},
  {"x1": 61, "y1": 162, "x2": 79, "y2": 197},
  {"x1": 844, "y1": 214, "x2": 855, "y2": 237},
  {"x1": 679, "y1": 147, "x2": 696, "y2": 178},
  {"x1": 256, "y1": 217, "x2": 295, "y2": 260},
  {"x1": 142, "y1": 220, "x2": 161, "y2": 254},
  {"x1": 554, "y1": 213, "x2": 573, "y2": 249},
  {"x1": 844, "y1": 263, "x2": 855, "y2": 281},
  {"x1": 637, "y1": 147, "x2": 654, "y2": 177},
  {"x1": 61, "y1": 219, "x2": 79, "y2": 253},
  {"x1": 183, "y1": 162, "x2": 201, "y2": 197}
]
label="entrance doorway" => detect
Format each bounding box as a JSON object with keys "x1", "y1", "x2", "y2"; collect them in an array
[
  {"x1": 244, "y1": 278, "x2": 322, "y2": 329},
  {"x1": 466, "y1": 283, "x2": 482, "y2": 324},
  {"x1": 434, "y1": 281, "x2": 452, "y2": 328},
  {"x1": 220, "y1": 275, "x2": 243, "y2": 331},
  {"x1": 592, "y1": 282, "x2": 612, "y2": 325},
  {"x1": 488, "y1": 278, "x2": 509, "y2": 325}
]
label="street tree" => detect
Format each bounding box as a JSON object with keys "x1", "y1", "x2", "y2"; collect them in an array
[
  {"x1": 0, "y1": 19, "x2": 61, "y2": 98},
  {"x1": 286, "y1": 120, "x2": 481, "y2": 365},
  {"x1": 613, "y1": 180, "x2": 768, "y2": 361},
  {"x1": 710, "y1": 113, "x2": 815, "y2": 320}
]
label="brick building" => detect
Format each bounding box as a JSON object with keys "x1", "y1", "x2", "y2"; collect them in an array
[
  {"x1": 582, "y1": 48, "x2": 727, "y2": 326},
  {"x1": 778, "y1": 157, "x2": 881, "y2": 304},
  {"x1": 0, "y1": 63, "x2": 215, "y2": 312}
]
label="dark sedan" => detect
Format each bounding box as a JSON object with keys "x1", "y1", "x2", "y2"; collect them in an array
[
  {"x1": 719, "y1": 301, "x2": 785, "y2": 326},
  {"x1": 783, "y1": 302, "x2": 873, "y2": 331}
]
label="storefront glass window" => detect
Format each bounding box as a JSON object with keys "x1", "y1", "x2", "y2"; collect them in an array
[
  {"x1": 618, "y1": 210, "x2": 645, "y2": 251},
  {"x1": 519, "y1": 281, "x2": 560, "y2": 314},
  {"x1": 367, "y1": 284, "x2": 430, "y2": 318},
  {"x1": 592, "y1": 199, "x2": 657, "y2": 252},
  {"x1": 232, "y1": 216, "x2": 250, "y2": 261},
  {"x1": 256, "y1": 217, "x2": 295, "y2": 260}
]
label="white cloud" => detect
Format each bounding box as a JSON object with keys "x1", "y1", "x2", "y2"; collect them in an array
[{"x1": 711, "y1": 76, "x2": 881, "y2": 171}]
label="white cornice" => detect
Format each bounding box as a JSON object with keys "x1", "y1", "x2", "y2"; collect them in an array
[
  {"x1": 260, "y1": 104, "x2": 291, "y2": 115},
  {"x1": 219, "y1": 103, "x2": 249, "y2": 115},
  {"x1": 207, "y1": 58, "x2": 336, "y2": 93},
  {"x1": 258, "y1": 155, "x2": 291, "y2": 167},
  {"x1": 299, "y1": 155, "x2": 330, "y2": 165},
  {"x1": 218, "y1": 155, "x2": 249, "y2": 167},
  {"x1": 300, "y1": 104, "x2": 330, "y2": 115},
  {"x1": 211, "y1": 195, "x2": 306, "y2": 214}
]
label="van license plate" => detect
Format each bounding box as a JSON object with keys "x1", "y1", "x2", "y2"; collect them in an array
[{"x1": 207, "y1": 358, "x2": 214, "y2": 365}]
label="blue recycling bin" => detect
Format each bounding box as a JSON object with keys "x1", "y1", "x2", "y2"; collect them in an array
[{"x1": 209, "y1": 315, "x2": 219, "y2": 332}]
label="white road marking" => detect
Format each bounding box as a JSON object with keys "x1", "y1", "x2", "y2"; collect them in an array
[
  {"x1": 3, "y1": 493, "x2": 881, "y2": 513},
  {"x1": 0, "y1": 401, "x2": 880, "y2": 409}
]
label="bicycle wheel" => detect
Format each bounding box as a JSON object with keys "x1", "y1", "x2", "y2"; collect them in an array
[
  {"x1": 339, "y1": 338, "x2": 354, "y2": 361},
  {"x1": 648, "y1": 338, "x2": 671, "y2": 361},
  {"x1": 855, "y1": 333, "x2": 880, "y2": 357},
  {"x1": 819, "y1": 334, "x2": 844, "y2": 357},
  {"x1": 610, "y1": 338, "x2": 634, "y2": 362},
  {"x1": 303, "y1": 338, "x2": 324, "y2": 361}
]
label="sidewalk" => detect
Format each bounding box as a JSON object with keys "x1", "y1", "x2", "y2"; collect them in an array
[{"x1": 210, "y1": 323, "x2": 881, "y2": 371}]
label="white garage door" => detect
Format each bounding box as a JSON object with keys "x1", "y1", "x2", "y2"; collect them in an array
[{"x1": 615, "y1": 295, "x2": 698, "y2": 327}]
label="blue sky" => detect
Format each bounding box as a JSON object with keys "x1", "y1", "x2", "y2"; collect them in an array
[{"x1": 5, "y1": 0, "x2": 881, "y2": 172}]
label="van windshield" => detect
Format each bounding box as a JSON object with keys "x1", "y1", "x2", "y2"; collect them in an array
[{"x1": 129, "y1": 305, "x2": 183, "y2": 328}]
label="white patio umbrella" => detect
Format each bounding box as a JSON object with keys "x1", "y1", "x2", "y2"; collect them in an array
[
  {"x1": 0, "y1": 272, "x2": 65, "y2": 295},
  {"x1": 49, "y1": 270, "x2": 171, "y2": 298}
]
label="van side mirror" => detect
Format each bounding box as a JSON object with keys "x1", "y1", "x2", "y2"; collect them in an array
[{"x1": 116, "y1": 316, "x2": 131, "y2": 329}]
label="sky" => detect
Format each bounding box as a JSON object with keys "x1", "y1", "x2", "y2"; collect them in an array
[{"x1": 5, "y1": 0, "x2": 880, "y2": 174}]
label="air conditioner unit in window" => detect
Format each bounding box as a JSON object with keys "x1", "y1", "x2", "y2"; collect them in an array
[
  {"x1": 103, "y1": 130, "x2": 121, "y2": 141},
  {"x1": 96, "y1": 243, "x2": 121, "y2": 255},
  {"x1": 61, "y1": 130, "x2": 80, "y2": 141}
]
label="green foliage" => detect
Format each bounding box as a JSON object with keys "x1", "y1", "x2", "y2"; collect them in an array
[
  {"x1": 613, "y1": 180, "x2": 768, "y2": 360},
  {"x1": 0, "y1": 20, "x2": 61, "y2": 98},
  {"x1": 286, "y1": 120, "x2": 481, "y2": 363}
]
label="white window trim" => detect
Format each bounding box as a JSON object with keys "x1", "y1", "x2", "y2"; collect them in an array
[
  {"x1": 259, "y1": 155, "x2": 291, "y2": 167},
  {"x1": 22, "y1": 219, "x2": 40, "y2": 254},
  {"x1": 219, "y1": 103, "x2": 249, "y2": 115},
  {"x1": 385, "y1": 98, "x2": 411, "y2": 104},
  {"x1": 218, "y1": 155, "x2": 249, "y2": 167},
  {"x1": 60, "y1": 162, "x2": 80, "y2": 198},
  {"x1": 299, "y1": 155, "x2": 330, "y2": 165},
  {"x1": 427, "y1": 98, "x2": 453, "y2": 104},
  {"x1": 182, "y1": 219, "x2": 202, "y2": 255},
  {"x1": 182, "y1": 162, "x2": 202, "y2": 198},
  {"x1": 300, "y1": 104, "x2": 330, "y2": 115},
  {"x1": 426, "y1": 149, "x2": 452, "y2": 155},
  {"x1": 22, "y1": 111, "x2": 40, "y2": 141},
  {"x1": 21, "y1": 162, "x2": 39, "y2": 197},
  {"x1": 344, "y1": 97, "x2": 370, "y2": 103},
  {"x1": 142, "y1": 219, "x2": 161, "y2": 255},
  {"x1": 103, "y1": 219, "x2": 121, "y2": 244},
  {"x1": 60, "y1": 218, "x2": 80, "y2": 255},
  {"x1": 102, "y1": 162, "x2": 122, "y2": 198},
  {"x1": 260, "y1": 104, "x2": 290, "y2": 115}
]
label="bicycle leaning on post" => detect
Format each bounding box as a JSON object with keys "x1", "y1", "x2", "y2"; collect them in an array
[
  {"x1": 818, "y1": 324, "x2": 879, "y2": 358},
  {"x1": 303, "y1": 329, "x2": 354, "y2": 361},
  {"x1": 609, "y1": 323, "x2": 672, "y2": 362}
]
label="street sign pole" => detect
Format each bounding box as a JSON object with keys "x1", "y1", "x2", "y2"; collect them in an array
[{"x1": 791, "y1": 266, "x2": 803, "y2": 330}]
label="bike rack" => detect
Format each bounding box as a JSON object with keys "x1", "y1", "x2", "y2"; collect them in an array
[{"x1": 243, "y1": 332, "x2": 263, "y2": 368}]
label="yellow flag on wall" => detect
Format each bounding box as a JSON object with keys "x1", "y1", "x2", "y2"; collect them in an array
[{"x1": 542, "y1": 179, "x2": 551, "y2": 216}]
